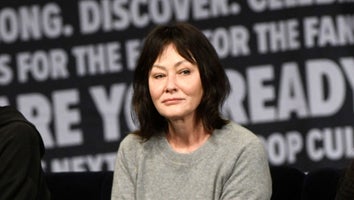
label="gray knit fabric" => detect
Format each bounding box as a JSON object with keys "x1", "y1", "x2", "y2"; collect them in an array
[{"x1": 111, "y1": 122, "x2": 272, "y2": 200}]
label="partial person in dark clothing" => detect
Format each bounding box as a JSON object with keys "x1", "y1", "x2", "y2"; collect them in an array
[
  {"x1": 0, "y1": 106, "x2": 51, "y2": 200},
  {"x1": 336, "y1": 160, "x2": 354, "y2": 200}
]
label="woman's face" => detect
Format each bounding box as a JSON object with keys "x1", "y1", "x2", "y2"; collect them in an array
[{"x1": 148, "y1": 44, "x2": 203, "y2": 121}]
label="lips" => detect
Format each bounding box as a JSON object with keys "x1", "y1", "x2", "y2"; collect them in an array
[{"x1": 162, "y1": 98, "x2": 184, "y2": 105}]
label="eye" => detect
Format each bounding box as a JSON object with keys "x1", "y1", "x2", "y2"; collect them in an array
[
  {"x1": 153, "y1": 73, "x2": 165, "y2": 79},
  {"x1": 179, "y1": 69, "x2": 191, "y2": 75}
]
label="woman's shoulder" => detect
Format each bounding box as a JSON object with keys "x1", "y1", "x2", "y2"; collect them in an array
[
  {"x1": 119, "y1": 133, "x2": 143, "y2": 148},
  {"x1": 119, "y1": 132, "x2": 160, "y2": 153},
  {"x1": 215, "y1": 121, "x2": 264, "y2": 150},
  {"x1": 212, "y1": 121, "x2": 268, "y2": 163},
  {"x1": 116, "y1": 133, "x2": 144, "y2": 161},
  {"x1": 117, "y1": 132, "x2": 163, "y2": 164},
  {"x1": 221, "y1": 121, "x2": 259, "y2": 139}
]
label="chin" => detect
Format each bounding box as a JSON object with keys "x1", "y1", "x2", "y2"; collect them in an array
[
  {"x1": 158, "y1": 108, "x2": 195, "y2": 121},
  {"x1": 162, "y1": 112, "x2": 194, "y2": 121},
  {"x1": 160, "y1": 112, "x2": 182, "y2": 119}
]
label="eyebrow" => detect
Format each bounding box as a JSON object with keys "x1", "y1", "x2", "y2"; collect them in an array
[{"x1": 152, "y1": 60, "x2": 189, "y2": 70}]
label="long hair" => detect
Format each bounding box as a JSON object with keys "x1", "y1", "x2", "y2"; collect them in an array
[{"x1": 132, "y1": 22, "x2": 230, "y2": 140}]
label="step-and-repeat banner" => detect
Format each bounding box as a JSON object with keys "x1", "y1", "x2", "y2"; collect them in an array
[{"x1": 1, "y1": 0, "x2": 353, "y2": 172}]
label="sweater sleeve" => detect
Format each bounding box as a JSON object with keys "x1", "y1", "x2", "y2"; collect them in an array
[
  {"x1": 111, "y1": 135, "x2": 138, "y2": 200},
  {"x1": 220, "y1": 137, "x2": 272, "y2": 200}
]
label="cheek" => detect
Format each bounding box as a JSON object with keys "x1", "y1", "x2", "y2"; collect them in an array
[
  {"x1": 180, "y1": 84, "x2": 203, "y2": 106},
  {"x1": 148, "y1": 82, "x2": 155, "y2": 99},
  {"x1": 195, "y1": 89, "x2": 204, "y2": 105},
  {"x1": 148, "y1": 80, "x2": 161, "y2": 100},
  {"x1": 194, "y1": 83, "x2": 204, "y2": 105},
  {"x1": 186, "y1": 79, "x2": 203, "y2": 97}
]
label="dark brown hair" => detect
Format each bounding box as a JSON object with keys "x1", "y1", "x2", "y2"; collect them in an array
[{"x1": 132, "y1": 22, "x2": 230, "y2": 140}]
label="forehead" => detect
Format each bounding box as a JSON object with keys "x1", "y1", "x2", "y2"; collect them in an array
[
  {"x1": 152, "y1": 45, "x2": 183, "y2": 64},
  {"x1": 156, "y1": 44, "x2": 180, "y2": 58},
  {"x1": 155, "y1": 43, "x2": 196, "y2": 64}
]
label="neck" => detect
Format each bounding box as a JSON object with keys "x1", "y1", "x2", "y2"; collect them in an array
[{"x1": 166, "y1": 119, "x2": 211, "y2": 153}]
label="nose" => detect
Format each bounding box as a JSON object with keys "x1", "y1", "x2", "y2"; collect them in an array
[{"x1": 165, "y1": 75, "x2": 177, "y2": 93}]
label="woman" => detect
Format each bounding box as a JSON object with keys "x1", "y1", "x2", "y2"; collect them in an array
[{"x1": 111, "y1": 22, "x2": 272, "y2": 200}]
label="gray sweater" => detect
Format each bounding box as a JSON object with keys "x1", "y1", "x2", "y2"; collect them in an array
[{"x1": 111, "y1": 122, "x2": 272, "y2": 200}]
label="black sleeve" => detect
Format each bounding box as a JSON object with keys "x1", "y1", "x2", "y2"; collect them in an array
[{"x1": 0, "y1": 122, "x2": 51, "y2": 200}]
